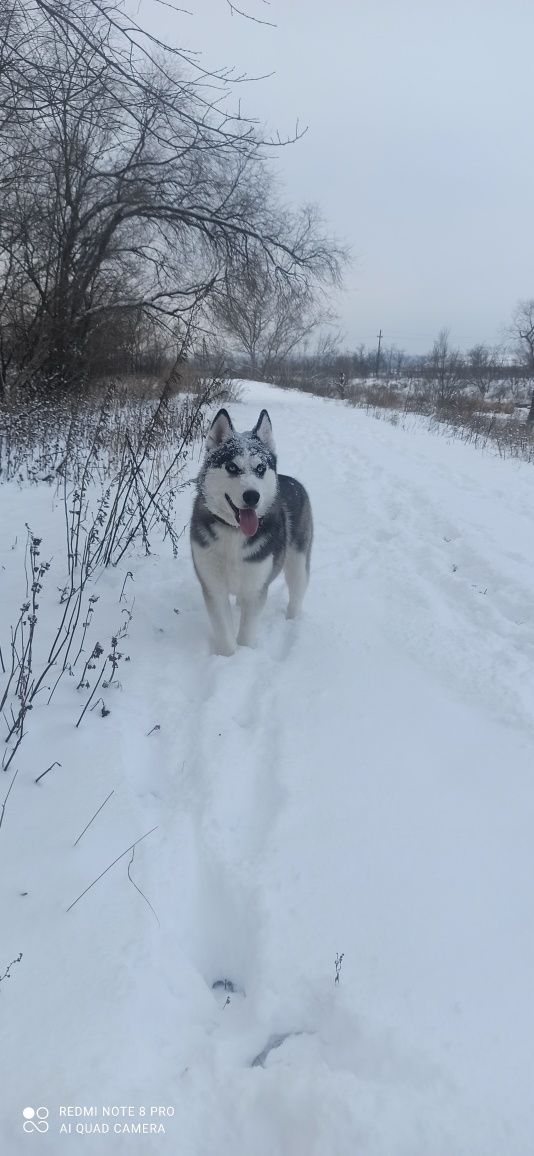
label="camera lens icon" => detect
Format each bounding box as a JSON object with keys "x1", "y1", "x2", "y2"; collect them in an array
[{"x1": 23, "y1": 1107, "x2": 49, "y2": 1133}]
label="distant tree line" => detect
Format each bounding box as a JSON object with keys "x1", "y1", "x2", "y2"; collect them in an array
[{"x1": 226, "y1": 307, "x2": 534, "y2": 421}]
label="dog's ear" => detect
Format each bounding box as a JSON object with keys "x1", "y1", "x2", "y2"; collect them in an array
[
  {"x1": 206, "y1": 408, "x2": 234, "y2": 452},
  {"x1": 252, "y1": 409, "x2": 275, "y2": 452}
]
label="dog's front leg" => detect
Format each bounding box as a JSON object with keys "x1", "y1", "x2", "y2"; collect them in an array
[
  {"x1": 237, "y1": 589, "x2": 267, "y2": 648},
  {"x1": 202, "y1": 586, "x2": 236, "y2": 656}
]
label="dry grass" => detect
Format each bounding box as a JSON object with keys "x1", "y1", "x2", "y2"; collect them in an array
[
  {"x1": 346, "y1": 388, "x2": 534, "y2": 463},
  {"x1": 271, "y1": 370, "x2": 534, "y2": 465}
]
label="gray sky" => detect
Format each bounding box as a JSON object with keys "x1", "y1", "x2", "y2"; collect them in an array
[{"x1": 143, "y1": 0, "x2": 534, "y2": 353}]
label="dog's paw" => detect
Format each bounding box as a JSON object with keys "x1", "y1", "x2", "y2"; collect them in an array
[
  {"x1": 285, "y1": 605, "x2": 301, "y2": 620},
  {"x1": 214, "y1": 640, "x2": 237, "y2": 657},
  {"x1": 236, "y1": 634, "x2": 256, "y2": 649}
]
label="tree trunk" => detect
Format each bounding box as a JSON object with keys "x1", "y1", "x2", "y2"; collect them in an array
[{"x1": 527, "y1": 389, "x2": 534, "y2": 423}]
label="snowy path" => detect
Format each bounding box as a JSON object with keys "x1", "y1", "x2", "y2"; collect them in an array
[{"x1": 2, "y1": 384, "x2": 534, "y2": 1154}]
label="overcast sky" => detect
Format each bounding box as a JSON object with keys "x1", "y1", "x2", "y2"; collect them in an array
[{"x1": 143, "y1": 0, "x2": 534, "y2": 353}]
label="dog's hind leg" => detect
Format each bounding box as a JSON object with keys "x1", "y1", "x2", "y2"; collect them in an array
[{"x1": 284, "y1": 546, "x2": 309, "y2": 620}]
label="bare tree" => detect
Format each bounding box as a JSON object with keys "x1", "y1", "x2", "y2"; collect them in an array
[
  {"x1": 210, "y1": 215, "x2": 343, "y2": 378},
  {"x1": 509, "y1": 300, "x2": 534, "y2": 369},
  {"x1": 507, "y1": 301, "x2": 534, "y2": 421},
  {"x1": 464, "y1": 343, "x2": 503, "y2": 400},
  {"x1": 423, "y1": 328, "x2": 464, "y2": 405},
  {"x1": 0, "y1": 0, "x2": 345, "y2": 393},
  {"x1": 382, "y1": 344, "x2": 405, "y2": 381}
]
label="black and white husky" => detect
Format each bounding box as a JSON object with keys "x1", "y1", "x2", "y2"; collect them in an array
[{"x1": 190, "y1": 408, "x2": 313, "y2": 655}]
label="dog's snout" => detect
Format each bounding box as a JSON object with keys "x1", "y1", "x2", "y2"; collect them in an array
[{"x1": 242, "y1": 489, "x2": 260, "y2": 508}]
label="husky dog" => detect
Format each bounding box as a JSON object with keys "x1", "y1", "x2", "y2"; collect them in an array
[{"x1": 190, "y1": 408, "x2": 313, "y2": 655}]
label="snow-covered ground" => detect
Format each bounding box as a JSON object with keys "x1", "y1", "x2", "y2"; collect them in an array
[{"x1": 1, "y1": 382, "x2": 534, "y2": 1154}]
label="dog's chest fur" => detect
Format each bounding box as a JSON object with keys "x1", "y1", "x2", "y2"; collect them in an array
[
  {"x1": 191, "y1": 498, "x2": 284, "y2": 599},
  {"x1": 209, "y1": 523, "x2": 274, "y2": 597}
]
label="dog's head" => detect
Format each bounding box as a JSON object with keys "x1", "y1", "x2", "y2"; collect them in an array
[{"x1": 199, "y1": 408, "x2": 278, "y2": 537}]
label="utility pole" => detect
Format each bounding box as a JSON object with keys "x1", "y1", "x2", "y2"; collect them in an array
[{"x1": 375, "y1": 329, "x2": 383, "y2": 377}]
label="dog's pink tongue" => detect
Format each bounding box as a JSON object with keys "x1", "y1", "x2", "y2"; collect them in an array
[{"x1": 239, "y1": 508, "x2": 259, "y2": 537}]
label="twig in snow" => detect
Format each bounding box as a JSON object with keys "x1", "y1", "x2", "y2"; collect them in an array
[
  {"x1": 66, "y1": 825, "x2": 158, "y2": 912},
  {"x1": 89, "y1": 697, "x2": 110, "y2": 717},
  {"x1": 127, "y1": 845, "x2": 160, "y2": 925},
  {"x1": 35, "y1": 760, "x2": 61, "y2": 784},
  {"x1": 73, "y1": 790, "x2": 115, "y2": 847},
  {"x1": 0, "y1": 767, "x2": 19, "y2": 831},
  {"x1": 76, "y1": 641, "x2": 103, "y2": 691},
  {"x1": 75, "y1": 655, "x2": 108, "y2": 727},
  {"x1": 119, "y1": 571, "x2": 134, "y2": 602},
  {"x1": 2, "y1": 731, "x2": 25, "y2": 777},
  {"x1": 0, "y1": 952, "x2": 22, "y2": 985}
]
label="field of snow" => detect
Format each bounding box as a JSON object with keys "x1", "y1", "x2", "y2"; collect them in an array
[{"x1": 1, "y1": 382, "x2": 534, "y2": 1155}]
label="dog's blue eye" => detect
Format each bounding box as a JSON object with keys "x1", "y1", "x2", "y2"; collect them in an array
[
  {"x1": 255, "y1": 464, "x2": 266, "y2": 478},
  {"x1": 225, "y1": 462, "x2": 239, "y2": 475}
]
